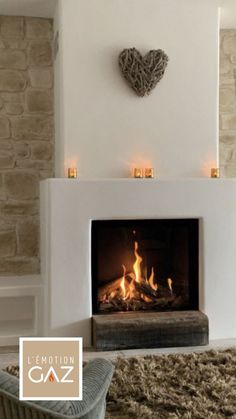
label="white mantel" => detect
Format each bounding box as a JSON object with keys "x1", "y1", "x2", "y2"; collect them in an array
[{"x1": 40, "y1": 178, "x2": 236, "y2": 347}]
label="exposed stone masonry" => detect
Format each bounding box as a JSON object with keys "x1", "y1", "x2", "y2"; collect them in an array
[
  {"x1": 220, "y1": 30, "x2": 236, "y2": 177},
  {"x1": 0, "y1": 16, "x2": 54, "y2": 275}
]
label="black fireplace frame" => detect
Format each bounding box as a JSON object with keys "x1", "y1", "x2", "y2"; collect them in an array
[{"x1": 91, "y1": 218, "x2": 199, "y2": 314}]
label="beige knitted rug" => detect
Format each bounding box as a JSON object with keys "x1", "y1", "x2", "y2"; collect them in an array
[
  {"x1": 105, "y1": 349, "x2": 236, "y2": 419},
  {"x1": 5, "y1": 349, "x2": 236, "y2": 418}
]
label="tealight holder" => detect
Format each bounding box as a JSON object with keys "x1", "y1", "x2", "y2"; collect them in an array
[
  {"x1": 133, "y1": 168, "x2": 143, "y2": 178},
  {"x1": 68, "y1": 168, "x2": 77, "y2": 179},
  {"x1": 144, "y1": 168, "x2": 154, "y2": 178},
  {"x1": 211, "y1": 168, "x2": 220, "y2": 178}
]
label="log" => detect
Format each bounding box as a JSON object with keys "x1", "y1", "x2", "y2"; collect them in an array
[{"x1": 93, "y1": 311, "x2": 209, "y2": 351}]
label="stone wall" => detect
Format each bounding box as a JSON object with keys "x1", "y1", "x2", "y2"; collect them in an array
[
  {"x1": 220, "y1": 30, "x2": 236, "y2": 177},
  {"x1": 0, "y1": 16, "x2": 54, "y2": 275}
]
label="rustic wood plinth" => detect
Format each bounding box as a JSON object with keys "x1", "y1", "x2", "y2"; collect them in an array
[{"x1": 93, "y1": 311, "x2": 209, "y2": 351}]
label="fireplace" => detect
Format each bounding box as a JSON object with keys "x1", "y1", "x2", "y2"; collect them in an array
[{"x1": 92, "y1": 219, "x2": 199, "y2": 315}]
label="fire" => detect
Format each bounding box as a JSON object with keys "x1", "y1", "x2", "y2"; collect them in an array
[
  {"x1": 99, "y1": 238, "x2": 175, "y2": 308},
  {"x1": 119, "y1": 241, "x2": 157, "y2": 300},
  {"x1": 148, "y1": 267, "x2": 157, "y2": 291},
  {"x1": 133, "y1": 241, "x2": 142, "y2": 283},
  {"x1": 49, "y1": 373, "x2": 55, "y2": 383},
  {"x1": 167, "y1": 278, "x2": 173, "y2": 294},
  {"x1": 120, "y1": 265, "x2": 127, "y2": 298}
]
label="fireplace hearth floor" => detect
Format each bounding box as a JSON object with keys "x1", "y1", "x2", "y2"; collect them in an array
[{"x1": 93, "y1": 311, "x2": 209, "y2": 351}]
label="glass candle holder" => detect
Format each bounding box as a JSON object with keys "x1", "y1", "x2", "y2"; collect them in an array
[
  {"x1": 133, "y1": 168, "x2": 143, "y2": 178},
  {"x1": 68, "y1": 168, "x2": 77, "y2": 179},
  {"x1": 211, "y1": 168, "x2": 220, "y2": 178},
  {"x1": 144, "y1": 168, "x2": 154, "y2": 178}
]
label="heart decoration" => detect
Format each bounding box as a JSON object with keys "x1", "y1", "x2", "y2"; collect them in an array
[{"x1": 119, "y1": 48, "x2": 169, "y2": 97}]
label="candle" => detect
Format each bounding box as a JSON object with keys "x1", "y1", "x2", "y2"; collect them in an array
[
  {"x1": 144, "y1": 168, "x2": 154, "y2": 178},
  {"x1": 211, "y1": 168, "x2": 220, "y2": 178},
  {"x1": 68, "y1": 168, "x2": 77, "y2": 178},
  {"x1": 133, "y1": 168, "x2": 143, "y2": 178}
]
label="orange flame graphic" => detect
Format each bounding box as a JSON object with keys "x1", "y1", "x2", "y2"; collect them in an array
[{"x1": 49, "y1": 372, "x2": 55, "y2": 383}]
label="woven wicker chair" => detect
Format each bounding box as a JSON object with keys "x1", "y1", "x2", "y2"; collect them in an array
[{"x1": 0, "y1": 358, "x2": 114, "y2": 419}]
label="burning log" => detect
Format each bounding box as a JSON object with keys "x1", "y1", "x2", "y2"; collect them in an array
[{"x1": 98, "y1": 277, "x2": 124, "y2": 301}]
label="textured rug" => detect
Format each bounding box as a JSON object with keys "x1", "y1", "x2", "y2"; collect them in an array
[
  {"x1": 105, "y1": 349, "x2": 236, "y2": 419},
  {"x1": 4, "y1": 349, "x2": 236, "y2": 418}
]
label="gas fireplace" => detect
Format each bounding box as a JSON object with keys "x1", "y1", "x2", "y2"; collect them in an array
[{"x1": 92, "y1": 219, "x2": 199, "y2": 314}]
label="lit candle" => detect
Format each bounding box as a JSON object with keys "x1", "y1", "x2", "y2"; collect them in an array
[
  {"x1": 144, "y1": 168, "x2": 154, "y2": 178},
  {"x1": 133, "y1": 168, "x2": 143, "y2": 178},
  {"x1": 211, "y1": 168, "x2": 220, "y2": 178},
  {"x1": 68, "y1": 168, "x2": 77, "y2": 178}
]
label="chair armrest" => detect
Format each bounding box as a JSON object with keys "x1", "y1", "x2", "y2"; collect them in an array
[
  {"x1": 0, "y1": 358, "x2": 114, "y2": 419},
  {"x1": 68, "y1": 358, "x2": 114, "y2": 417}
]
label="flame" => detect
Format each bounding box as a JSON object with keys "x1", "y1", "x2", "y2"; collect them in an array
[
  {"x1": 101, "y1": 238, "x2": 174, "y2": 307},
  {"x1": 120, "y1": 265, "x2": 127, "y2": 298},
  {"x1": 167, "y1": 278, "x2": 173, "y2": 294},
  {"x1": 133, "y1": 241, "x2": 142, "y2": 283},
  {"x1": 49, "y1": 373, "x2": 55, "y2": 383},
  {"x1": 148, "y1": 267, "x2": 157, "y2": 291}
]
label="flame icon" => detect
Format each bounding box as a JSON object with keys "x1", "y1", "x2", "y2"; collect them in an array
[{"x1": 49, "y1": 372, "x2": 55, "y2": 383}]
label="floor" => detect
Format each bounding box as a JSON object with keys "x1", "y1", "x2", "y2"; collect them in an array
[{"x1": 0, "y1": 338, "x2": 236, "y2": 368}]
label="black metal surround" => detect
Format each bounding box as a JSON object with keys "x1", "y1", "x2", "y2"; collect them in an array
[{"x1": 91, "y1": 219, "x2": 199, "y2": 314}]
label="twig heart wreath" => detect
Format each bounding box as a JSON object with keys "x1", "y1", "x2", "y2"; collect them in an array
[{"x1": 119, "y1": 48, "x2": 169, "y2": 97}]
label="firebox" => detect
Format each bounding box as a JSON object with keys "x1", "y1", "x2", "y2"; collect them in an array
[{"x1": 92, "y1": 219, "x2": 199, "y2": 314}]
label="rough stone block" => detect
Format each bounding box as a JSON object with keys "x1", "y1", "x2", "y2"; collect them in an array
[
  {"x1": 17, "y1": 221, "x2": 39, "y2": 257},
  {"x1": 0, "y1": 17, "x2": 24, "y2": 39},
  {"x1": 5, "y1": 40, "x2": 28, "y2": 50},
  {"x1": 0, "y1": 117, "x2": 10, "y2": 138},
  {"x1": 220, "y1": 144, "x2": 236, "y2": 164},
  {"x1": 25, "y1": 18, "x2": 53, "y2": 40},
  {"x1": 220, "y1": 135, "x2": 236, "y2": 146},
  {"x1": 28, "y1": 41, "x2": 52, "y2": 67},
  {"x1": 221, "y1": 164, "x2": 236, "y2": 178},
  {"x1": 0, "y1": 257, "x2": 39, "y2": 275},
  {"x1": 5, "y1": 103, "x2": 24, "y2": 115},
  {"x1": 27, "y1": 90, "x2": 53, "y2": 113},
  {"x1": 0, "y1": 70, "x2": 26, "y2": 92},
  {"x1": 219, "y1": 86, "x2": 236, "y2": 112},
  {"x1": 0, "y1": 173, "x2": 5, "y2": 200},
  {"x1": 0, "y1": 229, "x2": 16, "y2": 257},
  {"x1": 1, "y1": 92, "x2": 24, "y2": 104},
  {"x1": 221, "y1": 114, "x2": 236, "y2": 130},
  {"x1": 39, "y1": 170, "x2": 54, "y2": 180},
  {"x1": 223, "y1": 32, "x2": 236, "y2": 55},
  {"x1": 220, "y1": 55, "x2": 233, "y2": 78},
  {"x1": 4, "y1": 172, "x2": 38, "y2": 200},
  {"x1": 0, "y1": 50, "x2": 26, "y2": 70},
  {"x1": 31, "y1": 142, "x2": 53, "y2": 160},
  {"x1": 29, "y1": 69, "x2": 53, "y2": 88},
  {"x1": 1, "y1": 201, "x2": 38, "y2": 216},
  {"x1": 0, "y1": 141, "x2": 12, "y2": 151},
  {"x1": 14, "y1": 143, "x2": 30, "y2": 159},
  {"x1": 16, "y1": 159, "x2": 52, "y2": 170},
  {"x1": 0, "y1": 152, "x2": 15, "y2": 168},
  {"x1": 12, "y1": 116, "x2": 54, "y2": 140}
]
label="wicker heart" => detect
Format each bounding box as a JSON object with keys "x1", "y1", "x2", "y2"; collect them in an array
[{"x1": 119, "y1": 48, "x2": 169, "y2": 97}]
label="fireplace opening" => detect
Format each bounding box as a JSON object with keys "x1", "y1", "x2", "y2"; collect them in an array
[{"x1": 92, "y1": 219, "x2": 199, "y2": 314}]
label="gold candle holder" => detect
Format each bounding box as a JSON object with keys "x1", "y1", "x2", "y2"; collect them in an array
[
  {"x1": 144, "y1": 168, "x2": 154, "y2": 178},
  {"x1": 133, "y1": 168, "x2": 143, "y2": 178},
  {"x1": 68, "y1": 168, "x2": 77, "y2": 178},
  {"x1": 211, "y1": 168, "x2": 220, "y2": 178}
]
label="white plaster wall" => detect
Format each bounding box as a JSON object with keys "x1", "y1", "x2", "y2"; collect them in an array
[
  {"x1": 54, "y1": 0, "x2": 219, "y2": 178},
  {"x1": 41, "y1": 179, "x2": 236, "y2": 346}
]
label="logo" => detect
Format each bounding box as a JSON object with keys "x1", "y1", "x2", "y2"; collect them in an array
[{"x1": 19, "y1": 337, "x2": 82, "y2": 400}]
